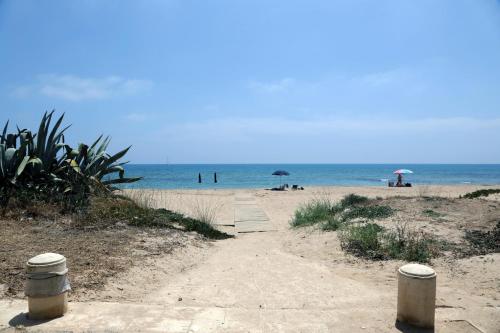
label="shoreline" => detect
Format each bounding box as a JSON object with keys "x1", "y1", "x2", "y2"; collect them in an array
[{"x1": 124, "y1": 183, "x2": 500, "y2": 192}]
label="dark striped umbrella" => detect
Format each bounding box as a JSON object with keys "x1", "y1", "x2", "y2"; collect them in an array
[{"x1": 272, "y1": 170, "x2": 290, "y2": 186}]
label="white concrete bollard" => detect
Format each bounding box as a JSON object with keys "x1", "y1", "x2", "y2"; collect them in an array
[
  {"x1": 25, "y1": 253, "x2": 71, "y2": 320},
  {"x1": 397, "y1": 263, "x2": 436, "y2": 328}
]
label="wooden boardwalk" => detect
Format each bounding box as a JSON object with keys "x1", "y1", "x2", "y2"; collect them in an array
[{"x1": 233, "y1": 194, "x2": 275, "y2": 233}]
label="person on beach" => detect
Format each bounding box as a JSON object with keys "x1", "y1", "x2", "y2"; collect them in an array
[{"x1": 396, "y1": 173, "x2": 403, "y2": 187}]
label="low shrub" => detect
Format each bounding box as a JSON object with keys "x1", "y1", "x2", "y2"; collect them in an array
[
  {"x1": 291, "y1": 198, "x2": 335, "y2": 227},
  {"x1": 462, "y1": 189, "x2": 500, "y2": 199},
  {"x1": 81, "y1": 196, "x2": 232, "y2": 240},
  {"x1": 338, "y1": 223, "x2": 384, "y2": 260},
  {"x1": 321, "y1": 216, "x2": 343, "y2": 231},
  {"x1": 341, "y1": 205, "x2": 393, "y2": 221},
  {"x1": 338, "y1": 222, "x2": 439, "y2": 263},
  {"x1": 464, "y1": 221, "x2": 500, "y2": 255},
  {"x1": 382, "y1": 224, "x2": 438, "y2": 263},
  {"x1": 340, "y1": 194, "x2": 369, "y2": 207},
  {"x1": 422, "y1": 209, "x2": 443, "y2": 219},
  {"x1": 291, "y1": 194, "x2": 393, "y2": 229}
]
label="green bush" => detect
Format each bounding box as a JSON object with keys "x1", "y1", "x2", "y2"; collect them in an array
[
  {"x1": 341, "y1": 205, "x2": 393, "y2": 221},
  {"x1": 340, "y1": 194, "x2": 369, "y2": 207},
  {"x1": 321, "y1": 216, "x2": 343, "y2": 231},
  {"x1": 83, "y1": 196, "x2": 232, "y2": 240},
  {"x1": 338, "y1": 223, "x2": 385, "y2": 259},
  {"x1": 291, "y1": 194, "x2": 393, "y2": 229},
  {"x1": 291, "y1": 198, "x2": 335, "y2": 227},
  {"x1": 422, "y1": 209, "x2": 443, "y2": 218},
  {"x1": 382, "y1": 224, "x2": 436, "y2": 263},
  {"x1": 339, "y1": 222, "x2": 439, "y2": 263},
  {"x1": 462, "y1": 189, "x2": 500, "y2": 199},
  {"x1": 464, "y1": 221, "x2": 500, "y2": 255}
]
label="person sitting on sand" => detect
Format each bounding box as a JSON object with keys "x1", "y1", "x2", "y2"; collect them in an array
[{"x1": 396, "y1": 173, "x2": 403, "y2": 187}]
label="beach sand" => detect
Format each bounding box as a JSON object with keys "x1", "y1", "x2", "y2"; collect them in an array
[
  {"x1": 104, "y1": 185, "x2": 499, "y2": 332},
  {"x1": 1, "y1": 185, "x2": 498, "y2": 332}
]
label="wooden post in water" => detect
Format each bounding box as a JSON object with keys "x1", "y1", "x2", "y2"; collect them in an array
[
  {"x1": 214, "y1": 172, "x2": 217, "y2": 183},
  {"x1": 198, "y1": 173, "x2": 202, "y2": 183}
]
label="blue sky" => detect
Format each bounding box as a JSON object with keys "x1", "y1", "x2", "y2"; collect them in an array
[{"x1": 1, "y1": 0, "x2": 500, "y2": 163}]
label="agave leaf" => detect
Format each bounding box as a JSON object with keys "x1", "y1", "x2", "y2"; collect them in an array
[
  {"x1": 36, "y1": 111, "x2": 50, "y2": 157},
  {"x1": 15, "y1": 156, "x2": 30, "y2": 178},
  {"x1": 0, "y1": 144, "x2": 5, "y2": 177},
  {"x1": 6, "y1": 134, "x2": 17, "y2": 148},
  {"x1": 46, "y1": 113, "x2": 65, "y2": 148},
  {"x1": 69, "y1": 159, "x2": 81, "y2": 173},
  {"x1": 102, "y1": 146, "x2": 131, "y2": 169},
  {"x1": 63, "y1": 144, "x2": 74, "y2": 156},
  {"x1": 76, "y1": 143, "x2": 88, "y2": 164},
  {"x1": 53, "y1": 165, "x2": 68, "y2": 174},
  {"x1": 28, "y1": 157, "x2": 43, "y2": 166},
  {"x1": 1, "y1": 120, "x2": 9, "y2": 144},
  {"x1": 98, "y1": 165, "x2": 124, "y2": 178},
  {"x1": 95, "y1": 136, "x2": 111, "y2": 157},
  {"x1": 101, "y1": 177, "x2": 143, "y2": 185},
  {"x1": 5, "y1": 147, "x2": 16, "y2": 163},
  {"x1": 43, "y1": 124, "x2": 70, "y2": 165},
  {"x1": 84, "y1": 153, "x2": 106, "y2": 173},
  {"x1": 89, "y1": 134, "x2": 103, "y2": 151}
]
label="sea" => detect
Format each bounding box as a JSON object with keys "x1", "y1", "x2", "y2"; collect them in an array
[{"x1": 120, "y1": 164, "x2": 500, "y2": 190}]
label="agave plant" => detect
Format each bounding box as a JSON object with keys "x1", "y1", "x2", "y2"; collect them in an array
[
  {"x1": 0, "y1": 145, "x2": 29, "y2": 184},
  {"x1": 23, "y1": 111, "x2": 70, "y2": 178},
  {"x1": 0, "y1": 110, "x2": 141, "y2": 203},
  {"x1": 65, "y1": 135, "x2": 141, "y2": 190},
  {"x1": 0, "y1": 122, "x2": 30, "y2": 184}
]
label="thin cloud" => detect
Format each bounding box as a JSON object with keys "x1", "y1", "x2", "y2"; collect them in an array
[
  {"x1": 249, "y1": 78, "x2": 296, "y2": 93},
  {"x1": 354, "y1": 68, "x2": 416, "y2": 87},
  {"x1": 13, "y1": 74, "x2": 153, "y2": 101},
  {"x1": 151, "y1": 116, "x2": 500, "y2": 163},
  {"x1": 161, "y1": 116, "x2": 500, "y2": 141},
  {"x1": 125, "y1": 113, "x2": 151, "y2": 122}
]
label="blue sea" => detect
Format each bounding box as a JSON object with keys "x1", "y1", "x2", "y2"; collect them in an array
[{"x1": 120, "y1": 164, "x2": 500, "y2": 189}]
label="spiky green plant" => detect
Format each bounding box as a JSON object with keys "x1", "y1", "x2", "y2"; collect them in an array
[
  {"x1": 0, "y1": 122, "x2": 30, "y2": 184},
  {"x1": 0, "y1": 111, "x2": 141, "y2": 208},
  {"x1": 65, "y1": 135, "x2": 141, "y2": 190}
]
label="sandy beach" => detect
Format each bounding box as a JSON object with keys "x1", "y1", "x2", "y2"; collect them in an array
[
  {"x1": 127, "y1": 184, "x2": 500, "y2": 228},
  {"x1": 83, "y1": 185, "x2": 500, "y2": 331},
  {"x1": 1, "y1": 184, "x2": 499, "y2": 332}
]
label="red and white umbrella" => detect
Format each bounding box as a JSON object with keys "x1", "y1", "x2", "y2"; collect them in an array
[{"x1": 393, "y1": 169, "x2": 413, "y2": 174}]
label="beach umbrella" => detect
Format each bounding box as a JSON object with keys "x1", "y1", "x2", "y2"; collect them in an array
[
  {"x1": 272, "y1": 170, "x2": 290, "y2": 187},
  {"x1": 393, "y1": 169, "x2": 413, "y2": 185},
  {"x1": 393, "y1": 169, "x2": 414, "y2": 174}
]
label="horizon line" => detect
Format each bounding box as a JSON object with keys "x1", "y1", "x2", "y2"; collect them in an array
[{"x1": 127, "y1": 162, "x2": 500, "y2": 165}]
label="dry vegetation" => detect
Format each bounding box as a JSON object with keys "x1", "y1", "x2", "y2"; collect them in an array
[
  {"x1": 291, "y1": 193, "x2": 500, "y2": 262},
  {"x1": 0, "y1": 192, "x2": 230, "y2": 299}
]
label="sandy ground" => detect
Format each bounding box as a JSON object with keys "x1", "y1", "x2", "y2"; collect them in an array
[{"x1": 1, "y1": 185, "x2": 499, "y2": 332}]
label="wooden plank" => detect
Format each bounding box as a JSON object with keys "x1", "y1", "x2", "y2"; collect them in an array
[
  {"x1": 235, "y1": 220, "x2": 276, "y2": 233},
  {"x1": 233, "y1": 194, "x2": 275, "y2": 233},
  {"x1": 234, "y1": 206, "x2": 269, "y2": 222}
]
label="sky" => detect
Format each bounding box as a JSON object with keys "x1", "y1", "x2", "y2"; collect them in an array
[{"x1": 1, "y1": 0, "x2": 500, "y2": 164}]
